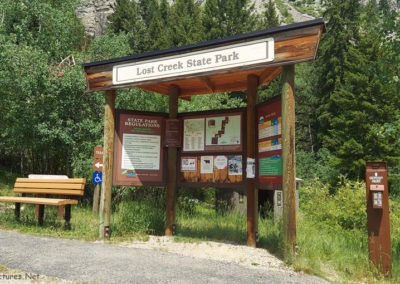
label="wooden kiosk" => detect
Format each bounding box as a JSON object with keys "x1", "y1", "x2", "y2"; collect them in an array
[{"x1": 82, "y1": 19, "x2": 325, "y2": 261}]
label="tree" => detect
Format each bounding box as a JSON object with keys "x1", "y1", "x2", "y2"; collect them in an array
[
  {"x1": 0, "y1": 0, "x2": 85, "y2": 60},
  {"x1": 202, "y1": 0, "x2": 260, "y2": 40},
  {"x1": 262, "y1": 0, "x2": 280, "y2": 29},
  {"x1": 312, "y1": 0, "x2": 400, "y2": 179},
  {"x1": 0, "y1": 0, "x2": 101, "y2": 177},
  {"x1": 167, "y1": 0, "x2": 203, "y2": 46},
  {"x1": 108, "y1": 0, "x2": 149, "y2": 53},
  {"x1": 147, "y1": 0, "x2": 171, "y2": 50}
]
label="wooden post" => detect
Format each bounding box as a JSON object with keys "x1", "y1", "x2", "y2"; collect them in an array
[
  {"x1": 99, "y1": 90, "x2": 116, "y2": 239},
  {"x1": 246, "y1": 74, "x2": 259, "y2": 247},
  {"x1": 281, "y1": 65, "x2": 296, "y2": 262},
  {"x1": 93, "y1": 184, "x2": 100, "y2": 215},
  {"x1": 165, "y1": 85, "x2": 179, "y2": 236}
]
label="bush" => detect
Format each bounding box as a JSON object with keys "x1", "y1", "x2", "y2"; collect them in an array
[
  {"x1": 300, "y1": 178, "x2": 367, "y2": 231},
  {"x1": 113, "y1": 200, "x2": 165, "y2": 236}
]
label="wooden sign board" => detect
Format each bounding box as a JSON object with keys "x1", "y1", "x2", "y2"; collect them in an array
[
  {"x1": 164, "y1": 119, "x2": 182, "y2": 147},
  {"x1": 178, "y1": 109, "x2": 245, "y2": 188},
  {"x1": 257, "y1": 96, "x2": 282, "y2": 189},
  {"x1": 113, "y1": 110, "x2": 167, "y2": 186},
  {"x1": 112, "y1": 39, "x2": 274, "y2": 86},
  {"x1": 181, "y1": 111, "x2": 243, "y2": 153}
]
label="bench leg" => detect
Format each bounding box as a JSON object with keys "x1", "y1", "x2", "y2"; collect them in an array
[
  {"x1": 15, "y1": 203, "x2": 21, "y2": 221},
  {"x1": 58, "y1": 205, "x2": 64, "y2": 219},
  {"x1": 38, "y1": 205, "x2": 45, "y2": 226},
  {"x1": 64, "y1": 204, "x2": 71, "y2": 230}
]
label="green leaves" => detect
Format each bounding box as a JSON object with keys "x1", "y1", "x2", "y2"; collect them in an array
[{"x1": 310, "y1": 0, "x2": 400, "y2": 180}]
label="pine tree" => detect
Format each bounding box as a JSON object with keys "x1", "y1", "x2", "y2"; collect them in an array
[
  {"x1": 167, "y1": 0, "x2": 202, "y2": 46},
  {"x1": 201, "y1": 0, "x2": 260, "y2": 40},
  {"x1": 147, "y1": 0, "x2": 171, "y2": 50},
  {"x1": 313, "y1": 0, "x2": 364, "y2": 178},
  {"x1": 313, "y1": 0, "x2": 400, "y2": 179},
  {"x1": 108, "y1": 0, "x2": 149, "y2": 53},
  {"x1": 262, "y1": 0, "x2": 280, "y2": 29}
]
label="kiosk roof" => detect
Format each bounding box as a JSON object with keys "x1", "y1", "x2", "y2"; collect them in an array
[{"x1": 83, "y1": 18, "x2": 325, "y2": 98}]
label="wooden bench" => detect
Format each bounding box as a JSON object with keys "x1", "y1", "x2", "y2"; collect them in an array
[{"x1": 0, "y1": 178, "x2": 86, "y2": 229}]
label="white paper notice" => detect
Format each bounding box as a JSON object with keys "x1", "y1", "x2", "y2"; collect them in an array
[
  {"x1": 214, "y1": 156, "x2": 228, "y2": 170},
  {"x1": 121, "y1": 133, "x2": 160, "y2": 170},
  {"x1": 183, "y1": 118, "x2": 205, "y2": 151},
  {"x1": 181, "y1": 157, "x2": 197, "y2": 171},
  {"x1": 200, "y1": 156, "x2": 214, "y2": 174}
]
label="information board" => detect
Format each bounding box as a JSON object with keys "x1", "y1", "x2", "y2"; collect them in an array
[
  {"x1": 113, "y1": 111, "x2": 166, "y2": 186},
  {"x1": 179, "y1": 110, "x2": 244, "y2": 188},
  {"x1": 182, "y1": 112, "x2": 243, "y2": 153},
  {"x1": 257, "y1": 96, "x2": 282, "y2": 189}
]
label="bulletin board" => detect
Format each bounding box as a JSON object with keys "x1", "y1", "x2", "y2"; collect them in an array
[{"x1": 178, "y1": 109, "x2": 245, "y2": 188}]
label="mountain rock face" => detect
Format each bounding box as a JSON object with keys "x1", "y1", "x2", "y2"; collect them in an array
[
  {"x1": 75, "y1": 0, "x2": 116, "y2": 37},
  {"x1": 75, "y1": 0, "x2": 398, "y2": 37}
]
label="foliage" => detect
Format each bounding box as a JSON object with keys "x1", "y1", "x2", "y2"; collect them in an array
[
  {"x1": 262, "y1": 0, "x2": 280, "y2": 29},
  {"x1": 296, "y1": 149, "x2": 339, "y2": 183},
  {"x1": 300, "y1": 178, "x2": 367, "y2": 231},
  {"x1": 0, "y1": 0, "x2": 85, "y2": 60},
  {"x1": 311, "y1": 0, "x2": 400, "y2": 181},
  {"x1": 202, "y1": 0, "x2": 259, "y2": 40},
  {"x1": 113, "y1": 200, "x2": 165, "y2": 236}
]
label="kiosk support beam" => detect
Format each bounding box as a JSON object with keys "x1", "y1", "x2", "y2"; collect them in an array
[
  {"x1": 166, "y1": 85, "x2": 179, "y2": 236},
  {"x1": 246, "y1": 74, "x2": 259, "y2": 247},
  {"x1": 99, "y1": 90, "x2": 116, "y2": 239},
  {"x1": 281, "y1": 65, "x2": 296, "y2": 262}
]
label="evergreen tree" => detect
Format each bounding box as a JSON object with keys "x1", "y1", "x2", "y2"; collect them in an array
[
  {"x1": 139, "y1": 0, "x2": 160, "y2": 28},
  {"x1": 201, "y1": 0, "x2": 259, "y2": 40},
  {"x1": 167, "y1": 0, "x2": 202, "y2": 46},
  {"x1": 262, "y1": 0, "x2": 280, "y2": 29},
  {"x1": 147, "y1": 0, "x2": 171, "y2": 50},
  {"x1": 108, "y1": 0, "x2": 149, "y2": 53},
  {"x1": 313, "y1": 0, "x2": 363, "y2": 178},
  {"x1": 313, "y1": 0, "x2": 400, "y2": 179}
]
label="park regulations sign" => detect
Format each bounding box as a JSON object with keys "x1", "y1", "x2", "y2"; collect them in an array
[
  {"x1": 113, "y1": 111, "x2": 167, "y2": 186},
  {"x1": 112, "y1": 38, "x2": 274, "y2": 85}
]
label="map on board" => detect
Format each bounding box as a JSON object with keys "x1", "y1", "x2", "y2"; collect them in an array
[{"x1": 205, "y1": 115, "x2": 241, "y2": 146}]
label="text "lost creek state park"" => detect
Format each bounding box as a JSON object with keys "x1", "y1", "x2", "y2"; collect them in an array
[{"x1": 136, "y1": 51, "x2": 240, "y2": 75}]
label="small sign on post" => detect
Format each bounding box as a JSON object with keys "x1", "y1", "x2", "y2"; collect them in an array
[{"x1": 365, "y1": 161, "x2": 392, "y2": 278}]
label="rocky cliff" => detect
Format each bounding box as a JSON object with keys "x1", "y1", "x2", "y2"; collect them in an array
[{"x1": 75, "y1": 0, "x2": 116, "y2": 37}]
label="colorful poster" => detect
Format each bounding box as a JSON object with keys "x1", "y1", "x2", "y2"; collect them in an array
[
  {"x1": 257, "y1": 96, "x2": 282, "y2": 187},
  {"x1": 228, "y1": 156, "x2": 242, "y2": 176}
]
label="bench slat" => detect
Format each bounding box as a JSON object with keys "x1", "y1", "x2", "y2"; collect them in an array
[
  {"x1": 12, "y1": 178, "x2": 86, "y2": 196},
  {"x1": 13, "y1": 188, "x2": 84, "y2": 196},
  {"x1": 0, "y1": 197, "x2": 78, "y2": 206},
  {"x1": 15, "y1": 182, "x2": 84, "y2": 190},
  {"x1": 16, "y1": 178, "x2": 86, "y2": 184}
]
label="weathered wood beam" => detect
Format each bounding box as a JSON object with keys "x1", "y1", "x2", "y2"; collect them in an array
[{"x1": 281, "y1": 65, "x2": 296, "y2": 263}]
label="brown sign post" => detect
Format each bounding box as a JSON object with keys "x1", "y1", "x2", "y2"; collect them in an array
[{"x1": 365, "y1": 161, "x2": 392, "y2": 278}]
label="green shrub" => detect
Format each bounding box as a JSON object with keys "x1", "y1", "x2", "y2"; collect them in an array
[
  {"x1": 300, "y1": 178, "x2": 367, "y2": 231},
  {"x1": 113, "y1": 200, "x2": 165, "y2": 236}
]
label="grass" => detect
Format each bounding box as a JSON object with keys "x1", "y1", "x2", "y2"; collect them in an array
[{"x1": 0, "y1": 171, "x2": 399, "y2": 283}]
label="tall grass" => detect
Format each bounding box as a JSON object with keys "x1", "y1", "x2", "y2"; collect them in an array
[{"x1": 0, "y1": 174, "x2": 399, "y2": 282}]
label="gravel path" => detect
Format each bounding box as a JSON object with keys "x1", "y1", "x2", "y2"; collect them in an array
[{"x1": 0, "y1": 230, "x2": 328, "y2": 284}]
